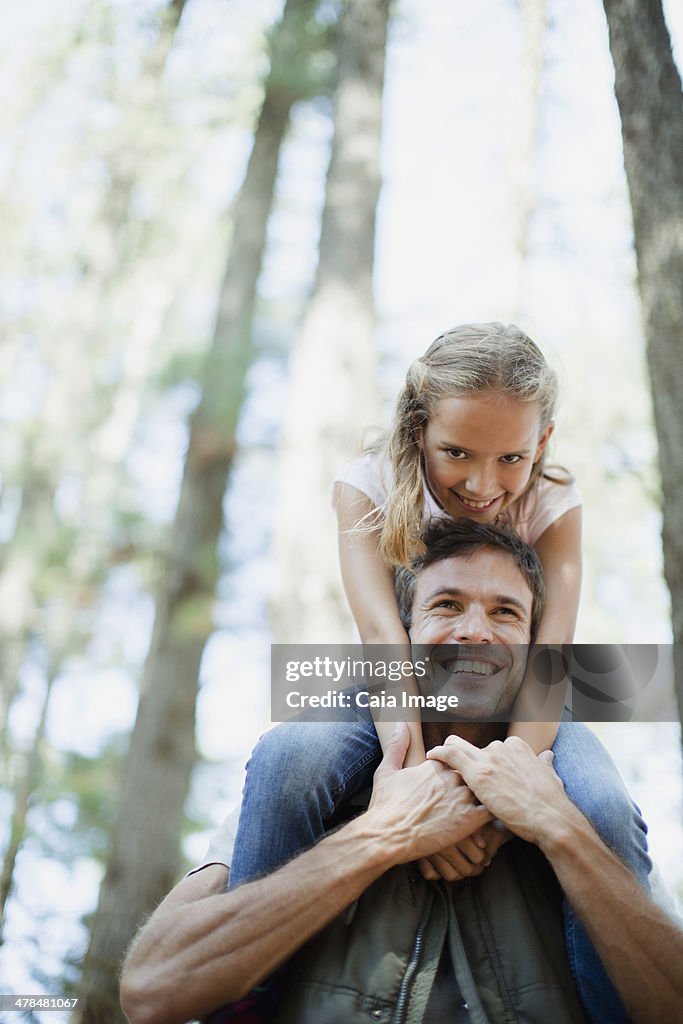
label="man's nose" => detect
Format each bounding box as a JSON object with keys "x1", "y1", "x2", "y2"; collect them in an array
[{"x1": 451, "y1": 607, "x2": 493, "y2": 643}]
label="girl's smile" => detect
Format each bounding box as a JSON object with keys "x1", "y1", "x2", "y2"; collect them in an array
[{"x1": 418, "y1": 392, "x2": 553, "y2": 523}]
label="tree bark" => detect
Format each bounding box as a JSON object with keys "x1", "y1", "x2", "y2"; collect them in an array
[
  {"x1": 502, "y1": 0, "x2": 547, "y2": 321},
  {"x1": 601, "y1": 0, "x2": 683, "y2": 752},
  {"x1": 272, "y1": 0, "x2": 390, "y2": 645},
  {"x1": 76, "y1": 2, "x2": 323, "y2": 1020}
]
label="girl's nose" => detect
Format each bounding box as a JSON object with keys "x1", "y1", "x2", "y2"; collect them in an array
[{"x1": 464, "y1": 464, "x2": 495, "y2": 497}]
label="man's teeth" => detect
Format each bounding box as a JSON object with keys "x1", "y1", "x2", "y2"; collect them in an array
[{"x1": 451, "y1": 661, "x2": 495, "y2": 676}]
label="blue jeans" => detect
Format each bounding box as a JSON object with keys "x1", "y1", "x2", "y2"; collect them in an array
[
  {"x1": 230, "y1": 708, "x2": 381, "y2": 884},
  {"x1": 552, "y1": 723, "x2": 650, "y2": 1024},
  {"x1": 230, "y1": 718, "x2": 650, "y2": 1024}
]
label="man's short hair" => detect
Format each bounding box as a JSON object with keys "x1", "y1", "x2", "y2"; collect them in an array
[{"x1": 395, "y1": 518, "x2": 545, "y2": 641}]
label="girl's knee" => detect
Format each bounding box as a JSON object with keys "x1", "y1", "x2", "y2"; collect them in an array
[
  {"x1": 247, "y1": 723, "x2": 329, "y2": 778},
  {"x1": 579, "y1": 784, "x2": 644, "y2": 839},
  {"x1": 551, "y1": 727, "x2": 649, "y2": 868},
  {"x1": 243, "y1": 720, "x2": 378, "y2": 825},
  {"x1": 578, "y1": 787, "x2": 650, "y2": 880}
]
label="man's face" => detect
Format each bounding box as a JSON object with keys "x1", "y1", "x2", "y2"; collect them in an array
[{"x1": 409, "y1": 547, "x2": 533, "y2": 721}]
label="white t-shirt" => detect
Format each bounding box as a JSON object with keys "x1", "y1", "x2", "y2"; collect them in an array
[{"x1": 334, "y1": 450, "x2": 582, "y2": 546}]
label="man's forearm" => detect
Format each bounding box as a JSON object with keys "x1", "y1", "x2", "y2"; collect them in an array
[
  {"x1": 122, "y1": 731, "x2": 491, "y2": 1024},
  {"x1": 121, "y1": 815, "x2": 396, "y2": 1024},
  {"x1": 539, "y1": 808, "x2": 683, "y2": 1024},
  {"x1": 429, "y1": 735, "x2": 683, "y2": 1023}
]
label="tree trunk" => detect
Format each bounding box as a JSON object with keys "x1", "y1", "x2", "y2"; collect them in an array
[
  {"x1": 0, "y1": 581, "x2": 77, "y2": 937},
  {"x1": 601, "y1": 0, "x2": 683, "y2": 754},
  {"x1": 0, "y1": 0, "x2": 190, "y2": 739},
  {"x1": 0, "y1": 4, "x2": 192, "y2": 953},
  {"x1": 272, "y1": 0, "x2": 390, "y2": 645},
  {"x1": 0, "y1": 657, "x2": 60, "y2": 942},
  {"x1": 0, "y1": 461, "x2": 56, "y2": 744},
  {"x1": 76, "y1": 2, "x2": 322, "y2": 1020},
  {"x1": 501, "y1": 0, "x2": 547, "y2": 321}
]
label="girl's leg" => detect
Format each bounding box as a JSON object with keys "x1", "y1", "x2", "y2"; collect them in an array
[
  {"x1": 552, "y1": 722, "x2": 651, "y2": 1024},
  {"x1": 229, "y1": 710, "x2": 381, "y2": 888}
]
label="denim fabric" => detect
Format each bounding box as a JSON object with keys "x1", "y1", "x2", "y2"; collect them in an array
[
  {"x1": 228, "y1": 707, "x2": 381, "y2": 887},
  {"x1": 552, "y1": 722, "x2": 651, "y2": 1024},
  {"x1": 229, "y1": 717, "x2": 650, "y2": 1024}
]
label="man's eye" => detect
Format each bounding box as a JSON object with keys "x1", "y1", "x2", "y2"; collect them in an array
[
  {"x1": 493, "y1": 607, "x2": 518, "y2": 618},
  {"x1": 433, "y1": 599, "x2": 459, "y2": 610},
  {"x1": 500, "y1": 454, "x2": 523, "y2": 464}
]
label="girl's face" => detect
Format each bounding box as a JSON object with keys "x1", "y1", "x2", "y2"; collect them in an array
[{"x1": 418, "y1": 392, "x2": 553, "y2": 523}]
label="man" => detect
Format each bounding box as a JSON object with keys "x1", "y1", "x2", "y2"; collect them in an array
[{"x1": 121, "y1": 521, "x2": 683, "y2": 1024}]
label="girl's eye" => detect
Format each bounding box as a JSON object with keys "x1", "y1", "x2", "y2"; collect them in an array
[
  {"x1": 500, "y1": 454, "x2": 523, "y2": 464},
  {"x1": 446, "y1": 448, "x2": 467, "y2": 459}
]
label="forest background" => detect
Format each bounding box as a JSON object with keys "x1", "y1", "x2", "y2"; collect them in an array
[{"x1": 1, "y1": 0, "x2": 682, "y2": 1021}]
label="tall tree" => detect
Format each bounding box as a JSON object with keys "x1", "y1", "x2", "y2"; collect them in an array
[
  {"x1": 0, "y1": 0, "x2": 190, "y2": 740},
  {"x1": 272, "y1": 0, "x2": 390, "y2": 645},
  {"x1": 0, "y1": 0, "x2": 192, "y2": 969},
  {"x1": 601, "y1": 0, "x2": 683, "y2": 751},
  {"x1": 76, "y1": 2, "x2": 330, "y2": 1019},
  {"x1": 501, "y1": 0, "x2": 547, "y2": 321},
  {"x1": 0, "y1": 604, "x2": 72, "y2": 942}
]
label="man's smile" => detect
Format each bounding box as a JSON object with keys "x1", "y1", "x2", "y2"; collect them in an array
[
  {"x1": 428, "y1": 645, "x2": 510, "y2": 681},
  {"x1": 444, "y1": 658, "x2": 496, "y2": 676}
]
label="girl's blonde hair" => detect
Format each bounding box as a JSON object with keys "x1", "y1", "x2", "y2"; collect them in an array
[{"x1": 377, "y1": 322, "x2": 560, "y2": 567}]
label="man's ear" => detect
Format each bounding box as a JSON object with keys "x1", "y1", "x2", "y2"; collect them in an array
[{"x1": 533, "y1": 422, "x2": 554, "y2": 462}]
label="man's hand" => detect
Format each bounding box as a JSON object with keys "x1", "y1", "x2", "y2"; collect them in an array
[
  {"x1": 429, "y1": 733, "x2": 683, "y2": 1024},
  {"x1": 427, "y1": 735, "x2": 568, "y2": 846},
  {"x1": 367, "y1": 724, "x2": 493, "y2": 863},
  {"x1": 123, "y1": 725, "x2": 494, "y2": 1024}
]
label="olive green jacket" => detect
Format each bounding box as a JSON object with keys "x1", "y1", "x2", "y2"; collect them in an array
[{"x1": 277, "y1": 840, "x2": 587, "y2": 1024}]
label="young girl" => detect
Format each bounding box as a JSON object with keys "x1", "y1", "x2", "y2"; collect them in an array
[
  {"x1": 335, "y1": 322, "x2": 579, "y2": 774},
  {"x1": 230, "y1": 323, "x2": 650, "y2": 1024}
]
